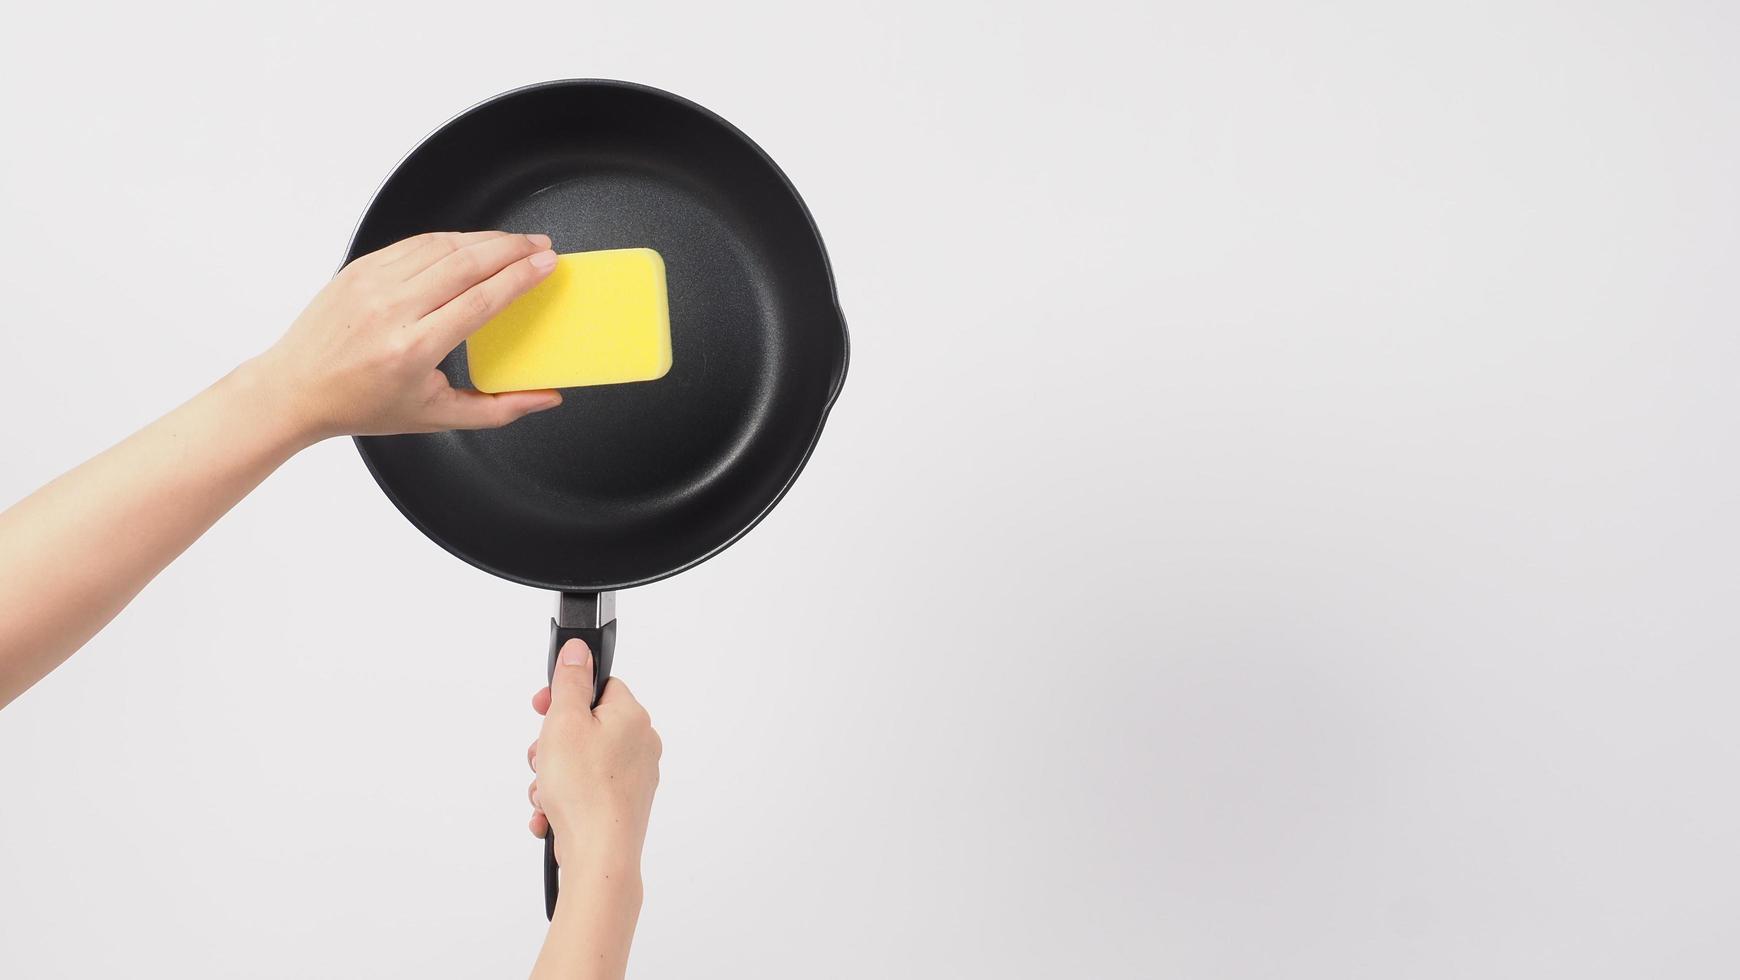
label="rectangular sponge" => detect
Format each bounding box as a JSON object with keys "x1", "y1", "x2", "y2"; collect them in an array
[{"x1": 466, "y1": 247, "x2": 672, "y2": 393}]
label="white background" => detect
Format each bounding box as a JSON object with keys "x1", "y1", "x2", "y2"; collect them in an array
[{"x1": 2, "y1": 1, "x2": 1738, "y2": 977}]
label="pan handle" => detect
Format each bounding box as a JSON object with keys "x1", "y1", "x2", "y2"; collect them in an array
[{"x1": 543, "y1": 592, "x2": 617, "y2": 920}]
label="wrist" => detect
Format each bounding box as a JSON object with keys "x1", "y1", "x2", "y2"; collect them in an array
[
  {"x1": 541, "y1": 845, "x2": 644, "y2": 979},
  {"x1": 553, "y1": 860, "x2": 644, "y2": 912},
  {"x1": 552, "y1": 843, "x2": 644, "y2": 912},
  {"x1": 551, "y1": 821, "x2": 645, "y2": 876},
  {"x1": 557, "y1": 853, "x2": 644, "y2": 891},
  {"x1": 229, "y1": 354, "x2": 328, "y2": 452}
]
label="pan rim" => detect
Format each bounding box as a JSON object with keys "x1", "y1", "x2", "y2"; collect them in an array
[{"x1": 345, "y1": 78, "x2": 850, "y2": 594}]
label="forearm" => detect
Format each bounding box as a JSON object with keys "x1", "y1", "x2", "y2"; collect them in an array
[
  {"x1": 0, "y1": 359, "x2": 311, "y2": 706},
  {"x1": 531, "y1": 844, "x2": 645, "y2": 980},
  {"x1": 0, "y1": 230, "x2": 559, "y2": 708}
]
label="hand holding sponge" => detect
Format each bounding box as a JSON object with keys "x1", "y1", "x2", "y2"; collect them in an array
[{"x1": 466, "y1": 247, "x2": 672, "y2": 393}]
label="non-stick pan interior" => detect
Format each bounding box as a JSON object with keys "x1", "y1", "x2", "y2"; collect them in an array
[{"x1": 350, "y1": 81, "x2": 846, "y2": 591}]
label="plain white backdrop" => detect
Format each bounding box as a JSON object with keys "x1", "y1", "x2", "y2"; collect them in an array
[{"x1": 2, "y1": 1, "x2": 1738, "y2": 977}]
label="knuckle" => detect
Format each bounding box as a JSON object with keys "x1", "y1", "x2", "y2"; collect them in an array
[
  {"x1": 489, "y1": 402, "x2": 521, "y2": 428},
  {"x1": 342, "y1": 267, "x2": 373, "y2": 291},
  {"x1": 448, "y1": 248, "x2": 484, "y2": 282},
  {"x1": 547, "y1": 702, "x2": 588, "y2": 727},
  {"x1": 386, "y1": 329, "x2": 420, "y2": 360},
  {"x1": 461, "y1": 287, "x2": 495, "y2": 320},
  {"x1": 371, "y1": 337, "x2": 420, "y2": 376},
  {"x1": 359, "y1": 295, "x2": 396, "y2": 325},
  {"x1": 332, "y1": 270, "x2": 361, "y2": 296},
  {"x1": 393, "y1": 232, "x2": 433, "y2": 253}
]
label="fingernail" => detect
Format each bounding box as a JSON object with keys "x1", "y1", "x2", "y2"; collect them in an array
[
  {"x1": 532, "y1": 392, "x2": 563, "y2": 412},
  {"x1": 528, "y1": 233, "x2": 552, "y2": 249},
  {"x1": 530, "y1": 249, "x2": 558, "y2": 271},
  {"x1": 561, "y1": 638, "x2": 591, "y2": 667}
]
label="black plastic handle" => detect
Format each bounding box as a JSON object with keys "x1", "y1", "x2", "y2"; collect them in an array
[{"x1": 543, "y1": 616, "x2": 616, "y2": 919}]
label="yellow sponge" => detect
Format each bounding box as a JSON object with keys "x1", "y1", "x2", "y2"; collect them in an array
[{"x1": 466, "y1": 248, "x2": 672, "y2": 393}]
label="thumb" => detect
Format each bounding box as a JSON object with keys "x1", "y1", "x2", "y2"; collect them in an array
[
  {"x1": 434, "y1": 387, "x2": 563, "y2": 430},
  {"x1": 549, "y1": 638, "x2": 596, "y2": 714}
]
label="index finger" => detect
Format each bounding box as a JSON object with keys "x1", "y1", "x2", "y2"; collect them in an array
[
  {"x1": 596, "y1": 676, "x2": 637, "y2": 707},
  {"x1": 352, "y1": 230, "x2": 504, "y2": 273},
  {"x1": 402, "y1": 233, "x2": 551, "y2": 320},
  {"x1": 417, "y1": 248, "x2": 558, "y2": 355}
]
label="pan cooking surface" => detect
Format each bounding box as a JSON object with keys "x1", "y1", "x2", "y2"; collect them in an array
[
  {"x1": 349, "y1": 81, "x2": 846, "y2": 591},
  {"x1": 461, "y1": 172, "x2": 778, "y2": 513}
]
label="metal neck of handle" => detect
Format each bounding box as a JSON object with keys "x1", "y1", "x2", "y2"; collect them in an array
[{"x1": 557, "y1": 591, "x2": 617, "y2": 629}]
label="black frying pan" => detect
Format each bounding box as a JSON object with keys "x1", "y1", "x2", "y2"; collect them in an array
[{"x1": 343, "y1": 79, "x2": 848, "y2": 918}]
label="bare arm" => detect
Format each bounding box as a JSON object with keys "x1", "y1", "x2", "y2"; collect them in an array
[
  {"x1": 529, "y1": 639, "x2": 662, "y2": 980},
  {"x1": 0, "y1": 231, "x2": 562, "y2": 708},
  {"x1": 0, "y1": 365, "x2": 310, "y2": 705},
  {"x1": 538, "y1": 847, "x2": 646, "y2": 980}
]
